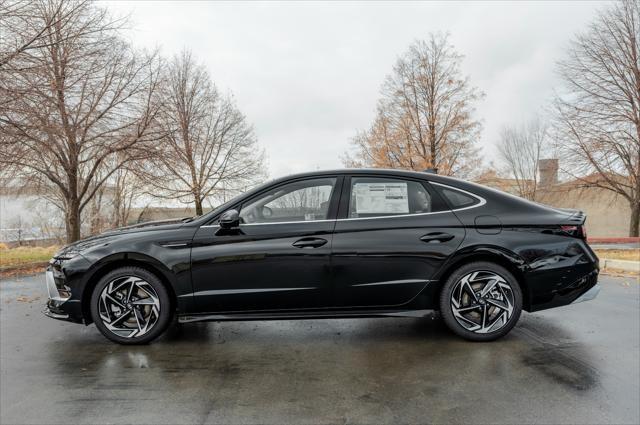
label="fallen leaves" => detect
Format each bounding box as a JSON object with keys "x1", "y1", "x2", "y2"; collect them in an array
[
  {"x1": 0, "y1": 264, "x2": 47, "y2": 280},
  {"x1": 15, "y1": 295, "x2": 41, "y2": 303}
]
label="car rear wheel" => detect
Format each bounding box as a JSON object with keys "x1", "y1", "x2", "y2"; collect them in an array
[
  {"x1": 439, "y1": 261, "x2": 522, "y2": 341},
  {"x1": 90, "y1": 267, "x2": 172, "y2": 345}
]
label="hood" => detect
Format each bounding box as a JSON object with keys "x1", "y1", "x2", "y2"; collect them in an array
[
  {"x1": 102, "y1": 217, "x2": 190, "y2": 234},
  {"x1": 54, "y1": 218, "x2": 188, "y2": 259}
]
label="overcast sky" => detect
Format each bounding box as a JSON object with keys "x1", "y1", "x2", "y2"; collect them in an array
[{"x1": 104, "y1": 0, "x2": 606, "y2": 179}]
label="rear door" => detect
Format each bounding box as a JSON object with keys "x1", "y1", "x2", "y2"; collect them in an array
[{"x1": 330, "y1": 175, "x2": 465, "y2": 308}]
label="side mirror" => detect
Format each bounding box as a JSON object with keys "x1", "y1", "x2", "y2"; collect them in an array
[
  {"x1": 261, "y1": 205, "x2": 273, "y2": 218},
  {"x1": 219, "y1": 209, "x2": 240, "y2": 229}
]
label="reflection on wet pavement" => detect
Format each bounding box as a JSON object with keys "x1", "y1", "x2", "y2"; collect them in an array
[{"x1": 1, "y1": 274, "x2": 638, "y2": 424}]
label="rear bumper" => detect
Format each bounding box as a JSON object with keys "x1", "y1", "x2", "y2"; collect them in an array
[
  {"x1": 571, "y1": 283, "x2": 601, "y2": 304},
  {"x1": 528, "y1": 268, "x2": 600, "y2": 312}
]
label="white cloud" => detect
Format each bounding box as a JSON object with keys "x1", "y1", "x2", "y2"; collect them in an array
[{"x1": 104, "y1": 0, "x2": 605, "y2": 178}]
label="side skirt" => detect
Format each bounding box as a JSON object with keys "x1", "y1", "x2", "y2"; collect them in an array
[{"x1": 178, "y1": 308, "x2": 435, "y2": 323}]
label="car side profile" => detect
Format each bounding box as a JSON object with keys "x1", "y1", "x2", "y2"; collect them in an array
[{"x1": 44, "y1": 169, "x2": 600, "y2": 344}]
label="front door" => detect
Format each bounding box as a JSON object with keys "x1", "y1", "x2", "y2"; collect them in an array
[
  {"x1": 331, "y1": 175, "x2": 465, "y2": 308},
  {"x1": 190, "y1": 176, "x2": 342, "y2": 313}
]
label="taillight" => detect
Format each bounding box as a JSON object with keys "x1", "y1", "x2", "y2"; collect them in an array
[{"x1": 560, "y1": 225, "x2": 587, "y2": 239}]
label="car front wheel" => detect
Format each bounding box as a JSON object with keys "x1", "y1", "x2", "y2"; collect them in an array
[
  {"x1": 439, "y1": 261, "x2": 523, "y2": 341},
  {"x1": 90, "y1": 267, "x2": 172, "y2": 345}
]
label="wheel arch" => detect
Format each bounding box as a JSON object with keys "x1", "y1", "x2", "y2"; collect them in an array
[
  {"x1": 80, "y1": 253, "x2": 178, "y2": 325},
  {"x1": 430, "y1": 246, "x2": 532, "y2": 311}
]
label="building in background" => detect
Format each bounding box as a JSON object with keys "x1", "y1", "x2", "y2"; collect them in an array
[
  {"x1": 129, "y1": 207, "x2": 200, "y2": 223},
  {"x1": 534, "y1": 164, "x2": 630, "y2": 238},
  {"x1": 475, "y1": 159, "x2": 631, "y2": 238}
]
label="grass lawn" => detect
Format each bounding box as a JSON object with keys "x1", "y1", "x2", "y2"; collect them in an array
[
  {"x1": 0, "y1": 245, "x2": 59, "y2": 269},
  {"x1": 594, "y1": 249, "x2": 640, "y2": 262}
]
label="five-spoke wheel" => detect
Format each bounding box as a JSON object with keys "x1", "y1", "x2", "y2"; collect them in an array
[
  {"x1": 440, "y1": 262, "x2": 522, "y2": 341},
  {"x1": 91, "y1": 267, "x2": 172, "y2": 344}
]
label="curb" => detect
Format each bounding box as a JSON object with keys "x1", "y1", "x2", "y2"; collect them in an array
[{"x1": 601, "y1": 258, "x2": 640, "y2": 273}]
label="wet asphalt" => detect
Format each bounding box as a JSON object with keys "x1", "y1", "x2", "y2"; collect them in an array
[{"x1": 1, "y1": 274, "x2": 638, "y2": 425}]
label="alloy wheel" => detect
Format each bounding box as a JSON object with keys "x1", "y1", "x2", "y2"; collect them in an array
[
  {"x1": 450, "y1": 270, "x2": 515, "y2": 334},
  {"x1": 98, "y1": 276, "x2": 161, "y2": 338}
]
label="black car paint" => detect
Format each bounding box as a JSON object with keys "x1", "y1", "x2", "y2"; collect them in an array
[{"x1": 44, "y1": 169, "x2": 599, "y2": 325}]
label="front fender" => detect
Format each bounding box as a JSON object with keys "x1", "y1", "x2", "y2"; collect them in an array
[{"x1": 78, "y1": 246, "x2": 194, "y2": 323}]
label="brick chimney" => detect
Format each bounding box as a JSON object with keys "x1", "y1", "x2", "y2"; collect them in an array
[{"x1": 538, "y1": 159, "x2": 558, "y2": 186}]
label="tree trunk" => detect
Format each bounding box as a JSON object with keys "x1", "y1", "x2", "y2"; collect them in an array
[
  {"x1": 194, "y1": 196, "x2": 203, "y2": 216},
  {"x1": 65, "y1": 198, "x2": 81, "y2": 243},
  {"x1": 630, "y1": 199, "x2": 640, "y2": 237}
]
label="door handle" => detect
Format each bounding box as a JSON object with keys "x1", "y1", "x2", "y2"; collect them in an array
[
  {"x1": 292, "y1": 237, "x2": 328, "y2": 248},
  {"x1": 420, "y1": 232, "x2": 455, "y2": 243}
]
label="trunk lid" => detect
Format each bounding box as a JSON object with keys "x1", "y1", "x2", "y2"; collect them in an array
[{"x1": 556, "y1": 208, "x2": 586, "y2": 225}]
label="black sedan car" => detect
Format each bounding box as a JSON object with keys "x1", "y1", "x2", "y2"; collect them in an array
[{"x1": 44, "y1": 169, "x2": 600, "y2": 344}]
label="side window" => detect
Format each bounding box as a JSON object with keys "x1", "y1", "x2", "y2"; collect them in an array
[
  {"x1": 348, "y1": 177, "x2": 444, "y2": 218},
  {"x1": 240, "y1": 178, "x2": 336, "y2": 224},
  {"x1": 436, "y1": 186, "x2": 481, "y2": 209}
]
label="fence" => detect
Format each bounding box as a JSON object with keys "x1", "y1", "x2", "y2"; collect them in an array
[{"x1": 0, "y1": 228, "x2": 64, "y2": 245}]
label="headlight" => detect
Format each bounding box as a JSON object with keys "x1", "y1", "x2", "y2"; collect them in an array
[
  {"x1": 53, "y1": 246, "x2": 83, "y2": 261},
  {"x1": 53, "y1": 235, "x2": 113, "y2": 261}
]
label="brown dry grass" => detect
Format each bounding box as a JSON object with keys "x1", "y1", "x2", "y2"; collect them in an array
[
  {"x1": 0, "y1": 245, "x2": 59, "y2": 269},
  {"x1": 594, "y1": 249, "x2": 640, "y2": 262}
]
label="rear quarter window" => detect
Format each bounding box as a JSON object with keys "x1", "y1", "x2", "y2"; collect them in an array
[{"x1": 435, "y1": 186, "x2": 482, "y2": 210}]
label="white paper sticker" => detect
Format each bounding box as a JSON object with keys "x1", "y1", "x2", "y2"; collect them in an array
[{"x1": 354, "y1": 182, "x2": 409, "y2": 214}]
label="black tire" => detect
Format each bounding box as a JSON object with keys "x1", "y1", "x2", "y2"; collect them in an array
[
  {"x1": 90, "y1": 266, "x2": 173, "y2": 345},
  {"x1": 439, "y1": 261, "x2": 522, "y2": 342}
]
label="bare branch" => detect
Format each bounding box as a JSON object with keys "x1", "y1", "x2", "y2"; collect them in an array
[
  {"x1": 497, "y1": 116, "x2": 549, "y2": 200},
  {"x1": 0, "y1": 1, "x2": 163, "y2": 242},
  {"x1": 140, "y1": 49, "x2": 265, "y2": 216},
  {"x1": 552, "y1": 0, "x2": 640, "y2": 236},
  {"x1": 344, "y1": 33, "x2": 484, "y2": 178}
]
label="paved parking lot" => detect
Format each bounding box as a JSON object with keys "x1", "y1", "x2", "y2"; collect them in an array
[{"x1": 1, "y1": 273, "x2": 638, "y2": 424}]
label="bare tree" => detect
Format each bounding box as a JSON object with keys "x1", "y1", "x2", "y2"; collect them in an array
[
  {"x1": 111, "y1": 166, "x2": 144, "y2": 228},
  {"x1": 345, "y1": 33, "x2": 484, "y2": 177},
  {"x1": 0, "y1": 1, "x2": 163, "y2": 243},
  {"x1": 144, "y1": 50, "x2": 264, "y2": 216},
  {"x1": 497, "y1": 116, "x2": 549, "y2": 200},
  {"x1": 0, "y1": 0, "x2": 63, "y2": 68},
  {"x1": 553, "y1": 0, "x2": 640, "y2": 236}
]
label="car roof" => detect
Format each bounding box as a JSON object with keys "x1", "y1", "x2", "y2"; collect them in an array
[{"x1": 270, "y1": 168, "x2": 464, "y2": 185}]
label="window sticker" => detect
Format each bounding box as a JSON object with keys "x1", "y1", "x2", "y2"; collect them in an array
[{"x1": 354, "y1": 182, "x2": 409, "y2": 214}]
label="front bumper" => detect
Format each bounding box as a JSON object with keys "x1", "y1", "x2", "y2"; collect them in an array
[{"x1": 43, "y1": 269, "x2": 83, "y2": 322}]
